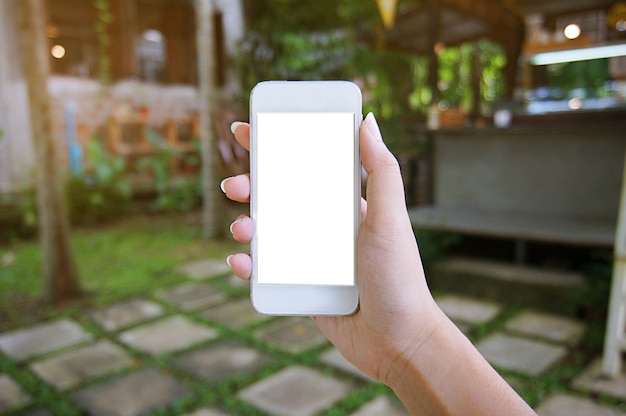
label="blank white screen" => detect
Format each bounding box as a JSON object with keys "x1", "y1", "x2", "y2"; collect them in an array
[{"x1": 255, "y1": 112, "x2": 356, "y2": 286}]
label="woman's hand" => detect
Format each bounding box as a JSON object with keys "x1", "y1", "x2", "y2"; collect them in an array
[{"x1": 221, "y1": 113, "x2": 444, "y2": 384}]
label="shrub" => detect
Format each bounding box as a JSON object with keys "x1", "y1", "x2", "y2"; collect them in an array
[{"x1": 66, "y1": 139, "x2": 131, "y2": 224}]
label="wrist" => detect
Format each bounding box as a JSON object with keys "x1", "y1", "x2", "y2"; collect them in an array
[
  {"x1": 383, "y1": 309, "x2": 536, "y2": 416},
  {"x1": 381, "y1": 303, "x2": 450, "y2": 388}
]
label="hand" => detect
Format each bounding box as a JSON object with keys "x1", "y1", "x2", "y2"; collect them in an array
[{"x1": 222, "y1": 113, "x2": 445, "y2": 384}]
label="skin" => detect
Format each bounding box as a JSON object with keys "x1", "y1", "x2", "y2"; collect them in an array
[{"x1": 222, "y1": 113, "x2": 536, "y2": 416}]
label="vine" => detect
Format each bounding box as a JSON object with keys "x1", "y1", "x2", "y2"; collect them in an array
[{"x1": 93, "y1": 0, "x2": 113, "y2": 84}]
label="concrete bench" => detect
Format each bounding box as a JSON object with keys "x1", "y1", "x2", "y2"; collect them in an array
[{"x1": 408, "y1": 124, "x2": 624, "y2": 262}]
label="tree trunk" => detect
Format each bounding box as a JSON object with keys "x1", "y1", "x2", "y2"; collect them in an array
[
  {"x1": 17, "y1": 0, "x2": 82, "y2": 303},
  {"x1": 196, "y1": 0, "x2": 225, "y2": 239}
]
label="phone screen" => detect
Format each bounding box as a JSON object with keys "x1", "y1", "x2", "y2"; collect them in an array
[{"x1": 255, "y1": 112, "x2": 357, "y2": 286}]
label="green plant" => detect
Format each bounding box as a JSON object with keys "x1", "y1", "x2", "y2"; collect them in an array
[
  {"x1": 93, "y1": 0, "x2": 113, "y2": 84},
  {"x1": 137, "y1": 130, "x2": 201, "y2": 212},
  {"x1": 66, "y1": 138, "x2": 131, "y2": 224},
  {"x1": 578, "y1": 252, "x2": 612, "y2": 309},
  {"x1": 0, "y1": 190, "x2": 38, "y2": 243}
]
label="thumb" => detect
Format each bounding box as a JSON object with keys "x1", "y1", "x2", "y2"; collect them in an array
[{"x1": 360, "y1": 113, "x2": 408, "y2": 228}]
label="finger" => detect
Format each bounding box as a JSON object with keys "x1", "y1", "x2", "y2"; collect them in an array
[
  {"x1": 220, "y1": 174, "x2": 250, "y2": 203},
  {"x1": 226, "y1": 253, "x2": 252, "y2": 280},
  {"x1": 359, "y1": 113, "x2": 408, "y2": 229},
  {"x1": 231, "y1": 122, "x2": 251, "y2": 151},
  {"x1": 230, "y1": 215, "x2": 253, "y2": 243}
]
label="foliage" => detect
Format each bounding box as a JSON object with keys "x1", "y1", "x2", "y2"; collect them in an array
[
  {"x1": 578, "y1": 251, "x2": 613, "y2": 317},
  {"x1": 236, "y1": 0, "x2": 508, "y2": 124},
  {"x1": 66, "y1": 139, "x2": 131, "y2": 224},
  {"x1": 547, "y1": 59, "x2": 610, "y2": 97},
  {"x1": 93, "y1": 0, "x2": 113, "y2": 84},
  {"x1": 0, "y1": 190, "x2": 38, "y2": 243},
  {"x1": 137, "y1": 130, "x2": 201, "y2": 212},
  {"x1": 435, "y1": 41, "x2": 507, "y2": 111}
]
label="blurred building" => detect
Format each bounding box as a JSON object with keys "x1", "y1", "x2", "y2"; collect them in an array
[{"x1": 0, "y1": 0, "x2": 244, "y2": 194}]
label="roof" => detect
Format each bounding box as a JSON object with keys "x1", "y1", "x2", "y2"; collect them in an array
[
  {"x1": 509, "y1": 0, "x2": 617, "y2": 16},
  {"x1": 384, "y1": 0, "x2": 619, "y2": 54},
  {"x1": 384, "y1": 0, "x2": 525, "y2": 54}
]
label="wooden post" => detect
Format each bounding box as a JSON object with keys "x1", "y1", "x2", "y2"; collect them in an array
[
  {"x1": 470, "y1": 43, "x2": 482, "y2": 123},
  {"x1": 425, "y1": 0, "x2": 441, "y2": 129},
  {"x1": 109, "y1": 0, "x2": 137, "y2": 80},
  {"x1": 196, "y1": 0, "x2": 225, "y2": 239},
  {"x1": 17, "y1": 0, "x2": 82, "y2": 304},
  {"x1": 603, "y1": 147, "x2": 626, "y2": 377}
]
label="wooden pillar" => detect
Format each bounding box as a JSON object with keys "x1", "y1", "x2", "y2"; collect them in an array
[
  {"x1": 164, "y1": 0, "x2": 196, "y2": 84},
  {"x1": 427, "y1": 0, "x2": 441, "y2": 105},
  {"x1": 109, "y1": 0, "x2": 137, "y2": 80},
  {"x1": 503, "y1": 26, "x2": 525, "y2": 99},
  {"x1": 470, "y1": 43, "x2": 482, "y2": 122},
  {"x1": 196, "y1": 0, "x2": 225, "y2": 239},
  {"x1": 17, "y1": 0, "x2": 82, "y2": 304}
]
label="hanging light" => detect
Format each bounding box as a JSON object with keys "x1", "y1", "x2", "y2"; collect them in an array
[
  {"x1": 51, "y1": 44, "x2": 65, "y2": 59},
  {"x1": 376, "y1": 0, "x2": 398, "y2": 29},
  {"x1": 563, "y1": 24, "x2": 581, "y2": 40}
]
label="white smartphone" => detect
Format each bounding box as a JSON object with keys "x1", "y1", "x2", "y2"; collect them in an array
[{"x1": 249, "y1": 81, "x2": 362, "y2": 315}]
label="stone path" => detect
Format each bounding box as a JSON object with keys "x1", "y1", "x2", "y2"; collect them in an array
[{"x1": 0, "y1": 258, "x2": 624, "y2": 415}]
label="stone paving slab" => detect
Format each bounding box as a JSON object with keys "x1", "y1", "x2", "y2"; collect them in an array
[
  {"x1": 89, "y1": 299, "x2": 165, "y2": 332},
  {"x1": 226, "y1": 274, "x2": 249, "y2": 289},
  {"x1": 351, "y1": 396, "x2": 409, "y2": 416},
  {"x1": 30, "y1": 340, "x2": 134, "y2": 390},
  {"x1": 173, "y1": 340, "x2": 273, "y2": 384},
  {"x1": 254, "y1": 317, "x2": 328, "y2": 353},
  {"x1": 176, "y1": 258, "x2": 231, "y2": 280},
  {"x1": 72, "y1": 368, "x2": 192, "y2": 416},
  {"x1": 572, "y1": 359, "x2": 626, "y2": 400},
  {"x1": 156, "y1": 282, "x2": 228, "y2": 311},
  {"x1": 0, "y1": 374, "x2": 30, "y2": 412},
  {"x1": 435, "y1": 295, "x2": 502, "y2": 324},
  {"x1": 0, "y1": 319, "x2": 92, "y2": 361},
  {"x1": 476, "y1": 333, "x2": 567, "y2": 376},
  {"x1": 505, "y1": 310, "x2": 585, "y2": 346},
  {"x1": 535, "y1": 393, "x2": 626, "y2": 416},
  {"x1": 319, "y1": 348, "x2": 374, "y2": 382},
  {"x1": 200, "y1": 298, "x2": 268, "y2": 329},
  {"x1": 119, "y1": 315, "x2": 218, "y2": 355},
  {"x1": 238, "y1": 365, "x2": 353, "y2": 416}
]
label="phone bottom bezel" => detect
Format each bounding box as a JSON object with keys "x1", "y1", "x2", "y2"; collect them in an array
[{"x1": 251, "y1": 283, "x2": 358, "y2": 316}]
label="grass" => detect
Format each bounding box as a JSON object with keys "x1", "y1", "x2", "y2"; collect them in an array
[{"x1": 0, "y1": 212, "x2": 243, "y2": 329}]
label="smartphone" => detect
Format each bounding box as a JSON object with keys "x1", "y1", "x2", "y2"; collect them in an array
[{"x1": 249, "y1": 81, "x2": 362, "y2": 315}]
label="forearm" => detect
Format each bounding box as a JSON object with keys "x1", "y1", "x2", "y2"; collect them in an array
[{"x1": 386, "y1": 312, "x2": 536, "y2": 416}]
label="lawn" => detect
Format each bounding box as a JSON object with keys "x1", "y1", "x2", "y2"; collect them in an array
[{"x1": 0, "y1": 211, "x2": 244, "y2": 330}]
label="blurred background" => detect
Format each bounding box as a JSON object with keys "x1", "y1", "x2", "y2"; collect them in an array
[{"x1": 0, "y1": 0, "x2": 626, "y2": 415}]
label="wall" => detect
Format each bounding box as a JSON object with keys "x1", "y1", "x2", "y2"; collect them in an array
[
  {"x1": 0, "y1": 0, "x2": 244, "y2": 194},
  {"x1": 47, "y1": 76, "x2": 199, "y2": 167},
  {"x1": 0, "y1": 0, "x2": 36, "y2": 194},
  {"x1": 433, "y1": 126, "x2": 625, "y2": 221}
]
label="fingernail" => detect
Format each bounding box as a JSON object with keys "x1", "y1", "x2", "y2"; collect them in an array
[
  {"x1": 226, "y1": 255, "x2": 234, "y2": 267},
  {"x1": 220, "y1": 177, "x2": 231, "y2": 193},
  {"x1": 365, "y1": 112, "x2": 383, "y2": 142},
  {"x1": 229, "y1": 217, "x2": 244, "y2": 234},
  {"x1": 230, "y1": 121, "x2": 244, "y2": 135}
]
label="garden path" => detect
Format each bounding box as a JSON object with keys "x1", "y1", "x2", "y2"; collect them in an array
[{"x1": 0, "y1": 258, "x2": 624, "y2": 415}]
